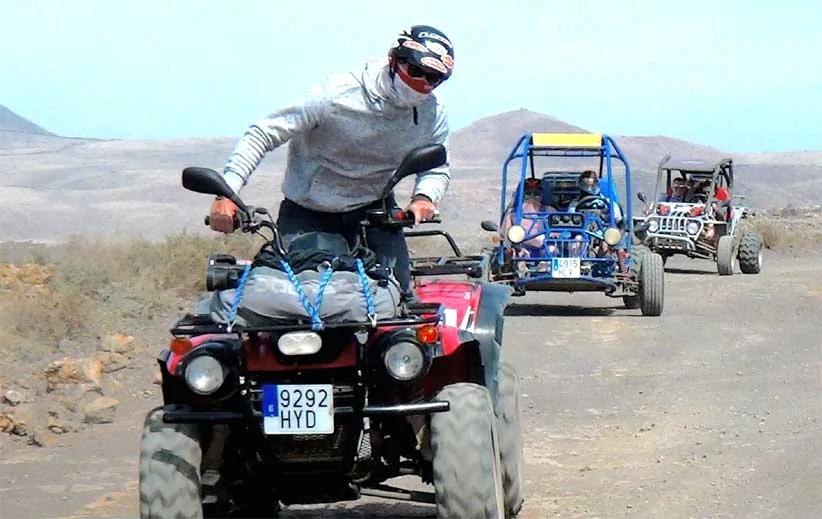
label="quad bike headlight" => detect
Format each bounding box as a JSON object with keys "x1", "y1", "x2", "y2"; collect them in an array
[
  {"x1": 383, "y1": 341, "x2": 428, "y2": 381},
  {"x1": 184, "y1": 355, "x2": 226, "y2": 395},
  {"x1": 278, "y1": 331, "x2": 322, "y2": 355},
  {"x1": 604, "y1": 227, "x2": 622, "y2": 246},
  {"x1": 507, "y1": 225, "x2": 526, "y2": 244},
  {"x1": 648, "y1": 219, "x2": 659, "y2": 233},
  {"x1": 686, "y1": 221, "x2": 700, "y2": 236}
]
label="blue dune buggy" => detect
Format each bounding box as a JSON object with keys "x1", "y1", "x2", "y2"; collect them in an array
[{"x1": 481, "y1": 133, "x2": 664, "y2": 316}]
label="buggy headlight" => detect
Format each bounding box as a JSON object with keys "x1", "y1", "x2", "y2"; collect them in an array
[
  {"x1": 507, "y1": 225, "x2": 526, "y2": 244},
  {"x1": 184, "y1": 355, "x2": 226, "y2": 395},
  {"x1": 383, "y1": 341, "x2": 427, "y2": 381},
  {"x1": 686, "y1": 221, "x2": 700, "y2": 235},
  {"x1": 278, "y1": 331, "x2": 322, "y2": 355},
  {"x1": 604, "y1": 227, "x2": 621, "y2": 246},
  {"x1": 648, "y1": 219, "x2": 659, "y2": 233}
]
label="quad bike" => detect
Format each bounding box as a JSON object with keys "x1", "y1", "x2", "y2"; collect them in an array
[
  {"x1": 139, "y1": 145, "x2": 524, "y2": 518},
  {"x1": 484, "y1": 132, "x2": 664, "y2": 316},
  {"x1": 634, "y1": 156, "x2": 764, "y2": 276}
]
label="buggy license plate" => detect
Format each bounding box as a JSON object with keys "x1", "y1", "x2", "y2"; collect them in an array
[
  {"x1": 262, "y1": 384, "x2": 334, "y2": 435},
  {"x1": 551, "y1": 257, "x2": 581, "y2": 278}
]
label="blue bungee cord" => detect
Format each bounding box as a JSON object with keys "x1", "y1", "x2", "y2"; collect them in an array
[
  {"x1": 355, "y1": 258, "x2": 377, "y2": 327},
  {"x1": 280, "y1": 259, "x2": 336, "y2": 331},
  {"x1": 226, "y1": 262, "x2": 252, "y2": 333}
]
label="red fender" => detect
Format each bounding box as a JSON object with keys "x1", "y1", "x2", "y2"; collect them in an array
[{"x1": 415, "y1": 279, "x2": 483, "y2": 356}]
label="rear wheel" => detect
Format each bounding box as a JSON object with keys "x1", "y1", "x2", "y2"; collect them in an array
[
  {"x1": 738, "y1": 232, "x2": 763, "y2": 274},
  {"x1": 431, "y1": 383, "x2": 504, "y2": 519},
  {"x1": 639, "y1": 253, "x2": 664, "y2": 316},
  {"x1": 140, "y1": 405, "x2": 204, "y2": 519},
  {"x1": 716, "y1": 235, "x2": 735, "y2": 276},
  {"x1": 495, "y1": 363, "x2": 525, "y2": 517}
]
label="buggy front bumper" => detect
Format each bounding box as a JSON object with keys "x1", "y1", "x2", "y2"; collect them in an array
[{"x1": 513, "y1": 274, "x2": 622, "y2": 293}]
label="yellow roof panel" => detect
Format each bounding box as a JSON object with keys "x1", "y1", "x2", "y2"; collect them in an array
[{"x1": 531, "y1": 133, "x2": 603, "y2": 148}]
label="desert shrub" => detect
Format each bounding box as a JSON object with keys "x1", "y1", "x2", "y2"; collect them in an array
[
  {"x1": 0, "y1": 232, "x2": 258, "y2": 350},
  {"x1": 751, "y1": 219, "x2": 784, "y2": 249}
]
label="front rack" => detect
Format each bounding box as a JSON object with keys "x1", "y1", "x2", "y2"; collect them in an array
[
  {"x1": 170, "y1": 302, "x2": 443, "y2": 336},
  {"x1": 406, "y1": 229, "x2": 485, "y2": 279}
]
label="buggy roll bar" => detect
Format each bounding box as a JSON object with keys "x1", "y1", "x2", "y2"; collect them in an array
[
  {"x1": 653, "y1": 156, "x2": 734, "y2": 211},
  {"x1": 500, "y1": 133, "x2": 634, "y2": 234}
]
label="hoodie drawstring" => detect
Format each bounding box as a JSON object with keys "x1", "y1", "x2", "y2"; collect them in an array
[{"x1": 413, "y1": 107, "x2": 418, "y2": 125}]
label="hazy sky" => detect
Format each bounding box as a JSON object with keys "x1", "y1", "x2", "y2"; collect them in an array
[{"x1": 1, "y1": 0, "x2": 820, "y2": 152}]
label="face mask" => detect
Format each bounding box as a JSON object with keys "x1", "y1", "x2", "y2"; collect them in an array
[{"x1": 377, "y1": 66, "x2": 431, "y2": 108}]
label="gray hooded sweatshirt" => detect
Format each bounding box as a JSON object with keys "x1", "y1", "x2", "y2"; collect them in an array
[{"x1": 222, "y1": 61, "x2": 450, "y2": 212}]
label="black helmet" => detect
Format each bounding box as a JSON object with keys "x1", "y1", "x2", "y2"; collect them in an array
[
  {"x1": 389, "y1": 25, "x2": 454, "y2": 84},
  {"x1": 578, "y1": 170, "x2": 601, "y2": 196}
]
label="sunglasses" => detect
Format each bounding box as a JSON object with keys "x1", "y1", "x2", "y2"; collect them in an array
[{"x1": 400, "y1": 59, "x2": 444, "y2": 85}]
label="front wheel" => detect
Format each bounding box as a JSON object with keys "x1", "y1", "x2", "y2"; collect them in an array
[
  {"x1": 431, "y1": 383, "x2": 505, "y2": 519},
  {"x1": 495, "y1": 362, "x2": 525, "y2": 517},
  {"x1": 716, "y1": 235, "x2": 736, "y2": 276},
  {"x1": 639, "y1": 253, "x2": 664, "y2": 316},
  {"x1": 140, "y1": 405, "x2": 204, "y2": 519}
]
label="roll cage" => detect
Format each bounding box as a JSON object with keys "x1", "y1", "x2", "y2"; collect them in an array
[
  {"x1": 651, "y1": 156, "x2": 734, "y2": 210},
  {"x1": 500, "y1": 132, "x2": 633, "y2": 232}
]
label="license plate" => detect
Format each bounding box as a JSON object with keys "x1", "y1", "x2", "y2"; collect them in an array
[
  {"x1": 262, "y1": 384, "x2": 334, "y2": 435},
  {"x1": 551, "y1": 257, "x2": 581, "y2": 278}
]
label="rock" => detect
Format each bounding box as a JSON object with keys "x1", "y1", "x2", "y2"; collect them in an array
[
  {"x1": 47, "y1": 415, "x2": 70, "y2": 434},
  {"x1": 44, "y1": 357, "x2": 103, "y2": 390},
  {"x1": 99, "y1": 333, "x2": 135, "y2": 354},
  {"x1": 83, "y1": 397, "x2": 119, "y2": 424},
  {"x1": 96, "y1": 352, "x2": 129, "y2": 373},
  {"x1": 54, "y1": 383, "x2": 103, "y2": 413},
  {"x1": 0, "y1": 412, "x2": 18, "y2": 433},
  {"x1": 4, "y1": 390, "x2": 23, "y2": 406},
  {"x1": 0, "y1": 413, "x2": 28, "y2": 436},
  {"x1": 27, "y1": 427, "x2": 54, "y2": 447}
]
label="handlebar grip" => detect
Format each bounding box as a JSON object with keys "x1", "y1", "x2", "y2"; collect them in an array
[{"x1": 401, "y1": 210, "x2": 441, "y2": 225}]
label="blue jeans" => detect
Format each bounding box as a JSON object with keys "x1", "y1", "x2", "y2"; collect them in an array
[{"x1": 276, "y1": 198, "x2": 412, "y2": 293}]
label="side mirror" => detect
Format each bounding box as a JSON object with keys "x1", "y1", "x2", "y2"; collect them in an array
[
  {"x1": 637, "y1": 192, "x2": 648, "y2": 204},
  {"x1": 381, "y1": 144, "x2": 447, "y2": 198},
  {"x1": 481, "y1": 220, "x2": 499, "y2": 232},
  {"x1": 634, "y1": 221, "x2": 650, "y2": 233},
  {"x1": 182, "y1": 167, "x2": 248, "y2": 213}
]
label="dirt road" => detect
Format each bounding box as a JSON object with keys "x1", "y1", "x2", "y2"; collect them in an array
[{"x1": 1, "y1": 253, "x2": 820, "y2": 518}]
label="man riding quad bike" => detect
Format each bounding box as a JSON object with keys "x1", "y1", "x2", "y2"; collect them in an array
[
  {"x1": 635, "y1": 156, "x2": 763, "y2": 275},
  {"x1": 483, "y1": 132, "x2": 664, "y2": 316},
  {"x1": 209, "y1": 25, "x2": 456, "y2": 297},
  {"x1": 138, "y1": 145, "x2": 525, "y2": 519}
]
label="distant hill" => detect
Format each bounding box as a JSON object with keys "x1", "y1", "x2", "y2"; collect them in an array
[
  {"x1": 0, "y1": 104, "x2": 820, "y2": 244},
  {"x1": 449, "y1": 109, "x2": 724, "y2": 172},
  {"x1": 0, "y1": 104, "x2": 55, "y2": 138},
  {"x1": 450, "y1": 109, "x2": 586, "y2": 168}
]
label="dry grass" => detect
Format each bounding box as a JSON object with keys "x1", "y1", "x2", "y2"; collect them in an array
[
  {"x1": 745, "y1": 215, "x2": 822, "y2": 252},
  {"x1": 0, "y1": 233, "x2": 257, "y2": 359}
]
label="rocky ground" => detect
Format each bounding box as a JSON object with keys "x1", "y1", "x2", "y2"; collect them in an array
[{"x1": 0, "y1": 250, "x2": 820, "y2": 518}]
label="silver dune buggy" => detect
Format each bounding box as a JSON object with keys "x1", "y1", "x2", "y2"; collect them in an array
[{"x1": 635, "y1": 156, "x2": 763, "y2": 276}]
